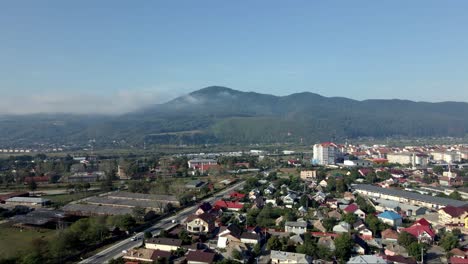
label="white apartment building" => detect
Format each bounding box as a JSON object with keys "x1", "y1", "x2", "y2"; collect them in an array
[
  {"x1": 313, "y1": 142, "x2": 339, "y2": 165},
  {"x1": 432, "y1": 151, "x2": 461, "y2": 163},
  {"x1": 386, "y1": 152, "x2": 428, "y2": 167}
]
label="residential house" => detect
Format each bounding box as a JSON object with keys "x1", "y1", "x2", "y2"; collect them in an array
[
  {"x1": 344, "y1": 192, "x2": 356, "y2": 201},
  {"x1": 229, "y1": 192, "x2": 246, "y2": 201},
  {"x1": 378, "y1": 211, "x2": 403, "y2": 227},
  {"x1": 252, "y1": 196, "x2": 265, "y2": 210},
  {"x1": 186, "y1": 250, "x2": 216, "y2": 264},
  {"x1": 270, "y1": 250, "x2": 313, "y2": 264},
  {"x1": 123, "y1": 248, "x2": 171, "y2": 263},
  {"x1": 333, "y1": 221, "x2": 351, "y2": 233},
  {"x1": 313, "y1": 220, "x2": 327, "y2": 233},
  {"x1": 275, "y1": 216, "x2": 284, "y2": 226},
  {"x1": 145, "y1": 237, "x2": 182, "y2": 251},
  {"x1": 289, "y1": 234, "x2": 304, "y2": 245},
  {"x1": 300, "y1": 170, "x2": 317, "y2": 181},
  {"x1": 283, "y1": 193, "x2": 297, "y2": 206},
  {"x1": 24, "y1": 176, "x2": 50, "y2": 185},
  {"x1": 186, "y1": 213, "x2": 216, "y2": 234},
  {"x1": 249, "y1": 189, "x2": 260, "y2": 200},
  {"x1": 328, "y1": 210, "x2": 342, "y2": 219},
  {"x1": 318, "y1": 236, "x2": 335, "y2": 251},
  {"x1": 188, "y1": 159, "x2": 217, "y2": 169},
  {"x1": 353, "y1": 235, "x2": 369, "y2": 255},
  {"x1": 384, "y1": 255, "x2": 417, "y2": 264},
  {"x1": 319, "y1": 180, "x2": 328, "y2": 188},
  {"x1": 265, "y1": 199, "x2": 278, "y2": 207},
  {"x1": 217, "y1": 224, "x2": 260, "y2": 248},
  {"x1": 354, "y1": 221, "x2": 372, "y2": 240},
  {"x1": 343, "y1": 159, "x2": 373, "y2": 167},
  {"x1": 288, "y1": 160, "x2": 301, "y2": 167},
  {"x1": 401, "y1": 223, "x2": 436, "y2": 243},
  {"x1": 385, "y1": 243, "x2": 408, "y2": 257},
  {"x1": 285, "y1": 220, "x2": 307, "y2": 235},
  {"x1": 348, "y1": 255, "x2": 387, "y2": 264},
  {"x1": 450, "y1": 248, "x2": 468, "y2": 260},
  {"x1": 438, "y1": 205, "x2": 468, "y2": 226},
  {"x1": 213, "y1": 200, "x2": 243, "y2": 211},
  {"x1": 195, "y1": 202, "x2": 213, "y2": 215},
  {"x1": 343, "y1": 204, "x2": 366, "y2": 219},
  {"x1": 296, "y1": 206, "x2": 307, "y2": 216},
  {"x1": 381, "y1": 228, "x2": 399, "y2": 242},
  {"x1": 450, "y1": 257, "x2": 468, "y2": 264}
]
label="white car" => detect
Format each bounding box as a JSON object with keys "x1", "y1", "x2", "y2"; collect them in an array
[
  {"x1": 130, "y1": 236, "x2": 139, "y2": 241},
  {"x1": 122, "y1": 250, "x2": 128, "y2": 254}
]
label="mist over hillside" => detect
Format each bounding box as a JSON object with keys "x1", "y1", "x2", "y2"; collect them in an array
[{"x1": 1, "y1": 86, "x2": 468, "y2": 147}]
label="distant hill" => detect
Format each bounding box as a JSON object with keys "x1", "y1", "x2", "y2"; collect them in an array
[{"x1": 1, "y1": 86, "x2": 468, "y2": 146}]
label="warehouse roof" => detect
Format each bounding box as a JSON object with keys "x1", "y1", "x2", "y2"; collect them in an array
[
  {"x1": 353, "y1": 184, "x2": 467, "y2": 207},
  {"x1": 10, "y1": 209, "x2": 64, "y2": 226},
  {"x1": 107, "y1": 191, "x2": 178, "y2": 203},
  {"x1": 62, "y1": 204, "x2": 133, "y2": 216},
  {"x1": 6, "y1": 197, "x2": 50, "y2": 204}
]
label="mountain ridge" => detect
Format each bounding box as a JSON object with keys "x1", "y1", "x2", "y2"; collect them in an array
[{"x1": 1, "y1": 86, "x2": 468, "y2": 146}]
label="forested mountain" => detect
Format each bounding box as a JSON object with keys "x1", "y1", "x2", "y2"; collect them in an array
[{"x1": 1, "y1": 86, "x2": 468, "y2": 146}]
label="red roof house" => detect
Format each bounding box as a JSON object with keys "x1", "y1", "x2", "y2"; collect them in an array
[
  {"x1": 229, "y1": 192, "x2": 246, "y2": 200},
  {"x1": 414, "y1": 218, "x2": 431, "y2": 227},
  {"x1": 402, "y1": 224, "x2": 435, "y2": 243},
  {"x1": 343, "y1": 204, "x2": 359, "y2": 213},
  {"x1": 214, "y1": 200, "x2": 244, "y2": 211}
]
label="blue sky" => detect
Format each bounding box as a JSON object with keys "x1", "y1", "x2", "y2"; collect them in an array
[{"x1": 1, "y1": 1, "x2": 468, "y2": 114}]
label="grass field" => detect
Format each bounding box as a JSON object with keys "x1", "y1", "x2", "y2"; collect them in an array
[
  {"x1": 43, "y1": 190, "x2": 102, "y2": 206},
  {"x1": 0, "y1": 223, "x2": 56, "y2": 259}
]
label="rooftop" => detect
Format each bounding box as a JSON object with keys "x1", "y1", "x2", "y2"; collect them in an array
[
  {"x1": 146, "y1": 237, "x2": 182, "y2": 247},
  {"x1": 6, "y1": 197, "x2": 50, "y2": 204},
  {"x1": 353, "y1": 184, "x2": 468, "y2": 207},
  {"x1": 378, "y1": 211, "x2": 402, "y2": 220},
  {"x1": 271, "y1": 250, "x2": 311, "y2": 262},
  {"x1": 107, "y1": 191, "x2": 178, "y2": 203}
]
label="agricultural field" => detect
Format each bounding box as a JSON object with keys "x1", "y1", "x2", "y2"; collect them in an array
[{"x1": 0, "y1": 223, "x2": 56, "y2": 259}]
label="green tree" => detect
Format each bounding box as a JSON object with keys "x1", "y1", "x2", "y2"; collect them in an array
[
  {"x1": 365, "y1": 172, "x2": 378, "y2": 183},
  {"x1": 178, "y1": 230, "x2": 192, "y2": 245},
  {"x1": 253, "y1": 243, "x2": 262, "y2": 257},
  {"x1": 342, "y1": 213, "x2": 358, "y2": 225},
  {"x1": 398, "y1": 231, "x2": 417, "y2": 248},
  {"x1": 334, "y1": 233, "x2": 354, "y2": 261},
  {"x1": 449, "y1": 191, "x2": 463, "y2": 201},
  {"x1": 28, "y1": 179, "x2": 37, "y2": 192},
  {"x1": 108, "y1": 258, "x2": 126, "y2": 264},
  {"x1": 317, "y1": 244, "x2": 332, "y2": 260},
  {"x1": 407, "y1": 242, "x2": 427, "y2": 261},
  {"x1": 452, "y1": 229, "x2": 462, "y2": 237},
  {"x1": 266, "y1": 236, "x2": 282, "y2": 250},
  {"x1": 440, "y1": 233, "x2": 459, "y2": 252},
  {"x1": 323, "y1": 217, "x2": 337, "y2": 232},
  {"x1": 231, "y1": 249, "x2": 243, "y2": 260},
  {"x1": 83, "y1": 182, "x2": 91, "y2": 191},
  {"x1": 144, "y1": 231, "x2": 153, "y2": 239},
  {"x1": 433, "y1": 166, "x2": 444, "y2": 175},
  {"x1": 132, "y1": 206, "x2": 146, "y2": 222},
  {"x1": 336, "y1": 179, "x2": 347, "y2": 193},
  {"x1": 326, "y1": 177, "x2": 336, "y2": 192},
  {"x1": 296, "y1": 233, "x2": 317, "y2": 257}
]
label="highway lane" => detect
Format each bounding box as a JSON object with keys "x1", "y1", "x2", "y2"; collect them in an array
[{"x1": 79, "y1": 181, "x2": 245, "y2": 264}]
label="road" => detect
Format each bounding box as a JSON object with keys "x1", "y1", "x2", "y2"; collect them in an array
[{"x1": 79, "y1": 181, "x2": 245, "y2": 264}]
